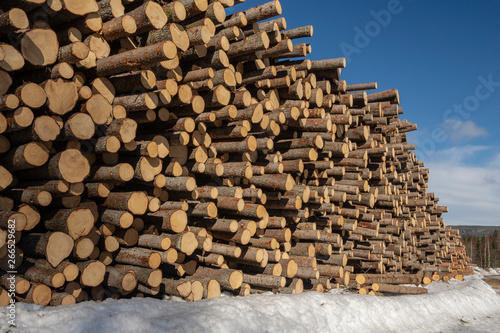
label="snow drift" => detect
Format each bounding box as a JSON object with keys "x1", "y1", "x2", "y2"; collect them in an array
[{"x1": 1, "y1": 274, "x2": 499, "y2": 333}]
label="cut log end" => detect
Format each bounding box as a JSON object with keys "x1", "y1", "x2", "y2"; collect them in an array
[
  {"x1": 47, "y1": 232, "x2": 75, "y2": 267},
  {"x1": 80, "y1": 261, "x2": 106, "y2": 287},
  {"x1": 18, "y1": 83, "x2": 46, "y2": 108},
  {"x1": 21, "y1": 29, "x2": 59, "y2": 67},
  {"x1": 229, "y1": 270, "x2": 243, "y2": 290},
  {"x1": 31, "y1": 284, "x2": 52, "y2": 306},
  {"x1": 56, "y1": 149, "x2": 91, "y2": 183},
  {"x1": 170, "y1": 210, "x2": 188, "y2": 233}
]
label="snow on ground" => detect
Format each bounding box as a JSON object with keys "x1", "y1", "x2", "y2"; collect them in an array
[
  {"x1": 1, "y1": 274, "x2": 500, "y2": 333},
  {"x1": 474, "y1": 267, "x2": 500, "y2": 278}
]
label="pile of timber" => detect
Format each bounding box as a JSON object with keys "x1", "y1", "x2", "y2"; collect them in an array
[{"x1": 0, "y1": 0, "x2": 472, "y2": 306}]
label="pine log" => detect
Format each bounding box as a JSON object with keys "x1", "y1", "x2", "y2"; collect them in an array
[
  {"x1": 193, "y1": 266, "x2": 243, "y2": 291},
  {"x1": 94, "y1": 41, "x2": 176, "y2": 76},
  {"x1": 127, "y1": 1, "x2": 168, "y2": 34},
  {"x1": 162, "y1": 278, "x2": 191, "y2": 297},
  {"x1": 19, "y1": 232, "x2": 74, "y2": 267},
  {"x1": 115, "y1": 264, "x2": 162, "y2": 288},
  {"x1": 102, "y1": 14, "x2": 137, "y2": 41},
  {"x1": 44, "y1": 79, "x2": 78, "y2": 115},
  {"x1": 77, "y1": 260, "x2": 106, "y2": 287},
  {"x1": 115, "y1": 247, "x2": 161, "y2": 269},
  {"x1": 43, "y1": 208, "x2": 94, "y2": 239},
  {"x1": 21, "y1": 29, "x2": 59, "y2": 67},
  {"x1": 0, "y1": 142, "x2": 49, "y2": 171},
  {"x1": 14, "y1": 82, "x2": 46, "y2": 109},
  {"x1": 148, "y1": 23, "x2": 190, "y2": 52},
  {"x1": 0, "y1": 43, "x2": 25, "y2": 71},
  {"x1": 361, "y1": 272, "x2": 423, "y2": 286},
  {"x1": 103, "y1": 191, "x2": 149, "y2": 215},
  {"x1": 50, "y1": 292, "x2": 76, "y2": 306},
  {"x1": 0, "y1": 274, "x2": 30, "y2": 295},
  {"x1": 105, "y1": 266, "x2": 138, "y2": 292},
  {"x1": 163, "y1": 231, "x2": 198, "y2": 256},
  {"x1": 372, "y1": 283, "x2": 428, "y2": 295},
  {"x1": 16, "y1": 283, "x2": 51, "y2": 305}
]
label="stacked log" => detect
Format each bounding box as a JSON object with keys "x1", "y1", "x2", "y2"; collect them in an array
[{"x1": 0, "y1": 0, "x2": 471, "y2": 305}]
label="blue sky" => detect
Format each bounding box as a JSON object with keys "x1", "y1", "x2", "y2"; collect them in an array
[{"x1": 228, "y1": 1, "x2": 500, "y2": 225}]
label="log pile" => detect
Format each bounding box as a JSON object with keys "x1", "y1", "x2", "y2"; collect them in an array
[{"x1": 0, "y1": 0, "x2": 471, "y2": 306}]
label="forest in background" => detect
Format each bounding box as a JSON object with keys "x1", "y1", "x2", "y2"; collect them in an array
[{"x1": 453, "y1": 226, "x2": 500, "y2": 268}]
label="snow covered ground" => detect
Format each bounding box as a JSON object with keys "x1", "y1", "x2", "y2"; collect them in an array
[
  {"x1": 475, "y1": 267, "x2": 500, "y2": 277},
  {"x1": 1, "y1": 270, "x2": 500, "y2": 333}
]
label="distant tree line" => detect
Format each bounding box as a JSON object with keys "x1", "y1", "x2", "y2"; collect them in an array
[{"x1": 462, "y1": 229, "x2": 500, "y2": 268}]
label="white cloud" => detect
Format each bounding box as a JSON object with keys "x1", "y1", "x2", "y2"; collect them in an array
[
  {"x1": 426, "y1": 145, "x2": 489, "y2": 165},
  {"x1": 489, "y1": 153, "x2": 500, "y2": 168},
  {"x1": 442, "y1": 120, "x2": 488, "y2": 142},
  {"x1": 424, "y1": 146, "x2": 500, "y2": 226}
]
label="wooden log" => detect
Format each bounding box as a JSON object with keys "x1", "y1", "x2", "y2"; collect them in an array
[
  {"x1": 77, "y1": 260, "x2": 106, "y2": 287},
  {"x1": 147, "y1": 23, "x2": 190, "y2": 52},
  {"x1": 361, "y1": 272, "x2": 423, "y2": 286},
  {"x1": 163, "y1": 231, "x2": 198, "y2": 256},
  {"x1": 50, "y1": 292, "x2": 76, "y2": 306},
  {"x1": 16, "y1": 283, "x2": 51, "y2": 306},
  {"x1": 227, "y1": 31, "x2": 269, "y2": 57},
  {"x1": 159, "y1": 248, "x2": 178, "y2": 265},
  {"x1": 93, "y1": 41, "x2": 176, "y2": 76},
  {"x1": 14, "y1": 82, "x2": 46, "y2": 109},
  {"x1": 109, "y1": 70, "x2": 156, "y2": 93},
  {"x1": 97, "y1": 0, "x2": 125, "y2": 21},
  {"x1": 102, "y1": 14, "x2": 137, "y2": 41},
  {"x1": 21, "y1": 29, "x2": 59, "y2": 67},
  {"x1": 250, "y1": 174, "x2": 294, "y2": 191},
  {"x1": 105, "y1": 266, "x2": 138, "y2": 292},
  {"x1": 243, "y1": 273, "x2": 285, "y2": 289},
  {"x1": 100, "y1": 210, "x2": 134, "y2": 229},
  {"x1": 186, "y1": 25, "x2": 211, "y2": 45},
  {"x1": 162, "y1": 278, "x2": 191, "y2": 297},
  {"x1": 0, "y1": 274, "x2": 30, "y2": 295},
  {"x1": 115, "y1": 264, "x2": 162, "y2": 288},
  {"x1": 43, "y1": 208, "x2": 94, "y2": 239},
  {"x1": 372, "y1": 283, "x2": 428, "y2": 295},
  {"x1": 137, "y1": 234, "x2": 171, "y2": 251},
  {"x1": 113, "y1": 92, "x2": 158, "y2": 112},
  {"x1": 0, "y1": 94, "x2": 20, "y2": 112},
  {"x1": 72, "y1": 237, "x2": 94, "y2": 259},
  {"x1": 346, "y1": 82, "x2": 378, "y2": 92},
  {"x1": 0, "y1": 43, "x2": 25, "y2": 72},
  {"x1": 193, "y1": 266, "x2": 243, "y2": 291},
  {"x1": 0, "y1": 0, "x2": 45, "y2": 12},
  {"x1": 19, "y1": 264, "x2": 66, "y2": 288},
  {"x1": 367, "y1": 89, "x2": 399, "y2": 104},
  {"x1": 19, "y1": 232, "x2": 74, "y2": 267},
  {"x1": 282, "y1": 26, "x2": 313, "y2": 40},
  {"x1": 44, "y1": 79, "x2": 78, "y2": 115},
  {"x1": 0, "y1": 166, "x2": 13, "y2": 191},
  {"x1": 103, "y1": 192, "x2": 148, "y2": 215},
  {"x1": 0, "y1": 142, "x2": 49, "y2": 171},
  {"x1": 22, "y1": 149, "x2": 89, "y2": 184},
  {"x1": 4, "y1": 188, "x2": 52, "y2": 207},
  {"x1": 309, "y1": 58, "x2": 346, "y2": 71},
  {"x1": 0, "y1": 70, "x2": 12, "y2": 95},
  {"x1": 90, "y1": 164, "x2": 134, "y2": 182},
  {"x1": 58, "y1": 41, "x2": 89, "y2": 64},
  {"x1": 143, "y1": 210, "x2": 188, "y2": 233},
  {"x1": 105, "y1": 118, "x2": 137, "y2": 144},
  {"x1": 127, "y1": 1, "x2": 168, "y2": 34},
  {"x1": 243, "y1": 0, "x2": 282, "y2": 25},
  {"x1": 114, "y1": 247, "x2": 161, "y2": 269},
  {"x1": 63, "y1": 113, "x2": 95, "y2": 140}
]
